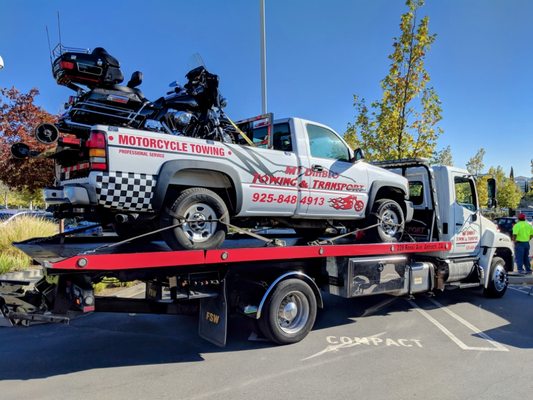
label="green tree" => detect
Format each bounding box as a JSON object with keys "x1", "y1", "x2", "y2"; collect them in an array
[
  {"x1": 488, "y1": 166, "x2": 506, "y2": 189},
  {"x1": 466, "y1": 148, "x2": 486, "y2": 176},
  {"x1": 0, "y1": 181, "x2": 45, "y2": 209},
  {"x1": 431, "y1": 145, "x2": 453, "y2": 166},
  {"x1": 487, "y1": 166, "x2": 522, "y2": 209},
  {"x1": 344, "y1": 0, "x2": 442, "y2": 161},
  {"x1": 475, "y1": 176, "x2": 489, "y2": 209},
  {"x1": 529, "y1": 159, "x2": 533, "y2": 192},
  {"x1": 0, "y1": 87, "x2": 56, "y2": 193},
  {"x1": 498, "y1": 178, "x2": 522, "y2": 209}
]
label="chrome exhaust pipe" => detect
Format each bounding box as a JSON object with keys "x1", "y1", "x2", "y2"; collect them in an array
[{"x1": 115, "y1": 214, "x2": 129, "y2": 224}]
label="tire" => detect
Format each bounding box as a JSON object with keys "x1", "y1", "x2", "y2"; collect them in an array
[
  {"x1": 161, "y1": 187, "x2": 229, "y2": 250},
  {"x1": 366, "y1": 199, "x2": 405, "y2": 243},
  {"x1": 258, "y1": 278, "x2": 317, "y2": 345},
  {"x1": 483, "y1": 256, "x2": 508, "y2": 298}
]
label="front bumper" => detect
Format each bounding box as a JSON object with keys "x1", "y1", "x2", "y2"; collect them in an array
[{"x1": 404, "y1": 200, "x2": 414, "y2": 223}]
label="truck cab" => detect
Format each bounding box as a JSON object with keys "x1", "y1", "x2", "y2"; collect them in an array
[{"x1": 377, "y1": 159, "x2": 514, "y2": 295}]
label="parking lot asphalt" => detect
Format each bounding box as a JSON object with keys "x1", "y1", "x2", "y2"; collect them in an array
[{"x1": 1, "y1": 282, "x2": 532, "y2": 400}]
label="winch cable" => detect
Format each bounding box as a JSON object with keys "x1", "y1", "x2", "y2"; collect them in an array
[
  {"x1": 83, "y1": 209, "x2": 409, "y2": 253},
  {"x1": 81, "y1": 211, "x2": 285, "y2": 254},
  {"x1": 312, "y1": 223, "x2": 380, "y2": 245},
  {"x1": 217, "y1": 219, "x2": 286, "y2": 247},
  {"x1": 313, "y1": 212, "x2": 406, "y2": 245}
]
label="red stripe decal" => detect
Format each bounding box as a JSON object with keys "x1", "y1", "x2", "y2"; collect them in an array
[{"x1": 61, "y1": 163, "x2": 90, "y2": 173}]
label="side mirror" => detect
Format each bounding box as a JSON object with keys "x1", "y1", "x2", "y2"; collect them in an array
[
  {"x1": 352, "y1": 148, "x2": 365, "y2": 162},
  {"x1": 487, "y1": 178, "x2": 497, "y2": 208}
]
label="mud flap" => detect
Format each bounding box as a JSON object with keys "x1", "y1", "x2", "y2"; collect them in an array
[{"x1": 198, "y1": 279, "x2": 228, "y2": 347}]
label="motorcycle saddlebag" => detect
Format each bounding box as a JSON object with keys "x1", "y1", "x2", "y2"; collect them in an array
[{"x1": 53, "y1": 47, "x2": 124, "y2": 88}]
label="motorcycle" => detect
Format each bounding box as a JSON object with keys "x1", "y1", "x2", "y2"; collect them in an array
[
  {"x1": 150, "y1": 65, "x2": 235, "y2": 143},
  {"x1": 42, "y1": 45, "x2": 235, "y2": 144},
  {"x1": 50, "y1": 45, "x2": 153, "y2": 139}
]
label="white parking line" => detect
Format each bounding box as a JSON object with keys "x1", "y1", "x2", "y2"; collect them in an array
[
  {"x1": 407, "y1": 298, "x2": 508, "y2": 352},
  {"x1": 509, "y1": 285, "x2": 533, "y2": 296}
]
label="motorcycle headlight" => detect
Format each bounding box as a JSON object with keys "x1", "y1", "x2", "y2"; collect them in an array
[{"x1": 172, "y1": 111, "x2": 193, "y2": 127}]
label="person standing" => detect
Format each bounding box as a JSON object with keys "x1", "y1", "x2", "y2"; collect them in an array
[{"x1": 512, "y1": 213, "x2": 533, "y2": 274}]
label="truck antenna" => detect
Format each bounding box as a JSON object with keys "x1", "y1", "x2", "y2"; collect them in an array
[
  {"x1": 57, "y1": 11, "x2": 63, "y2": 52},
  {"x1": 46, "y1": 25, "x2": 53, "y2": 66}
]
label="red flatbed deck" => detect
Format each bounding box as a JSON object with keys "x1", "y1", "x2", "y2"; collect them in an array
[{"x1": 14, "y1": 233, "x2": 451, "y2": 272}]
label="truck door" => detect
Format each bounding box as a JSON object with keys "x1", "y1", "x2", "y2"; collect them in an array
[
  {"x1": 237, "y1": 121, "x2": 304, "y2": 217},
  {"x1": 451, "y1": 175, "x2": 481, "y2": 257},
  {"x1": 299, "y1": 123, "x2": 369, "y2": 217}
]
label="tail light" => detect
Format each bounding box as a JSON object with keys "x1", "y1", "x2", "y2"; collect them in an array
[
  {"x1": 60, "y1": 61, "x2": 75, "y2": 70},
  {"x1": 86, "y1": 130, "x2": 108, "y2": 171}
]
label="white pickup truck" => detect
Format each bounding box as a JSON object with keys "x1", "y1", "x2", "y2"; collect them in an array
[{"x1": 45, "y1": 115, "x2": 414, "y2": 249}]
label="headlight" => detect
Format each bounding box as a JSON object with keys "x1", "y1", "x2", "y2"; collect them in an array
[{"x1": 173, "y1": 111, "x2": 193, "y2": 127}]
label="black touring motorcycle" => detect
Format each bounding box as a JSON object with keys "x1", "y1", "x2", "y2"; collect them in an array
[{"x1": 39, "y1": 45, "x2": 235, "y2": 144}]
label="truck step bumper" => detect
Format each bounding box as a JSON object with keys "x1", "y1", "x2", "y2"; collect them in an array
[{"x1": 44, "y1": 186, "x2": 91, "y2": 205}]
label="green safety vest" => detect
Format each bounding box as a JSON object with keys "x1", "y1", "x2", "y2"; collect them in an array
[{"x1": 512, "y1": 221, "x2": 533, "y2": 242}]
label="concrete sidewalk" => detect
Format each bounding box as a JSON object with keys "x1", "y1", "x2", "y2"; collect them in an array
[
  {"x1": 107, "y1": 282, "x2": 146, "y2": 298},
  {"x1": 508, "y1": 272, "x2": 533, "y2": 285}
]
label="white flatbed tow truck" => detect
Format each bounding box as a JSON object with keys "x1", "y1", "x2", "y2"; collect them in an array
[{"x1": 0, "y1": 159, "x2": 513, "y2": 346}]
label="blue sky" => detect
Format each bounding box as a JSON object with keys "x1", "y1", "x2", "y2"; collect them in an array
[{"x1": 0, "y1": 0, "x2": 531, "y2": 177}]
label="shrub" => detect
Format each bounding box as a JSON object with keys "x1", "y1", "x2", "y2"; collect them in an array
[{"x1": 0, "y1": 216, "x2": 58, "y2": 273}]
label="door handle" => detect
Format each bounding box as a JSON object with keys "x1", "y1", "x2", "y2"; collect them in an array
[{"x1": 312, "y1": 164, "x2": 323, "y2": 172}]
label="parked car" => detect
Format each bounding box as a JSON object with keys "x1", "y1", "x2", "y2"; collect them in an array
[
  {"x1": 64, "y1": 219, "x2": 103, "y2": 235},
  {"x1": 493, "y1": 216, "x2": 517, "y2": 237},
  {"x1": 0, "y1": 210, "x2": 55, "y2": 225}
]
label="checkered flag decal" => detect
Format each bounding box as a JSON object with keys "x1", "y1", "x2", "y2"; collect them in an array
[{"x1": 96, "y1": 172, "x2": 157, "y2": 211}]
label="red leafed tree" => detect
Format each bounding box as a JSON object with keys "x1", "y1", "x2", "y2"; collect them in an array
[{"x1": 0, "y1": 87, "x2": 57, "y2": 193}]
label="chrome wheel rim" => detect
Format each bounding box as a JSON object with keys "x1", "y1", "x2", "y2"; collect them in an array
[
  {"x1": 492, "y1": 263, "x2": 508, "y2": 292},
  {"x1": 182, "y1": 203, "x2": 217, "y2": 243},
  {"x1": 277, "y1": 291, "x2": 310, "y2": 334},
  {"x1": 381, "y1": 208, "x2": 400, "y2": 237}
]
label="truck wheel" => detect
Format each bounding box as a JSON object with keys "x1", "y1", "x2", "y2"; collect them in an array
[
  {"x1": 259, "y1": 278, "x2": 317, "y2": 345},
  {"x1": 483, "y1": 257, "x2": 508, "y2": 298},
  {"x1": 161, "y1": 188, "x2": 229, "y2": 250},
  {"x1": 367, "y1": 199, "x2": 405, "y2": 242}
]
